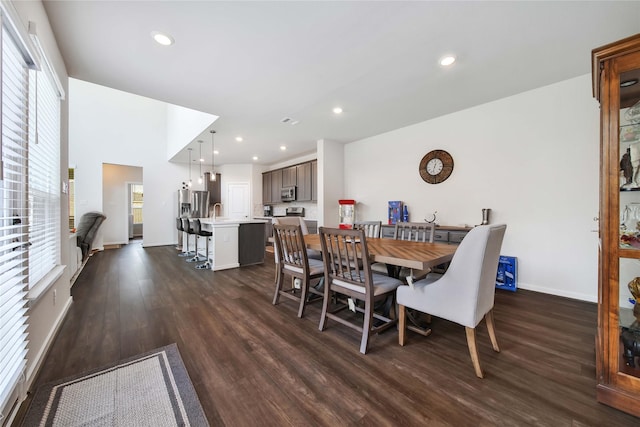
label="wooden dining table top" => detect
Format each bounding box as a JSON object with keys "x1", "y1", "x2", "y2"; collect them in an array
[{"x1": 303, "y1": 234, "x2": 457, "y2": 270}]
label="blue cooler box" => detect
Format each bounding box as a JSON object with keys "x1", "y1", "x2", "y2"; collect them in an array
[{"x1": 495, "y1": 256, "x2": 517, "y2": 292}]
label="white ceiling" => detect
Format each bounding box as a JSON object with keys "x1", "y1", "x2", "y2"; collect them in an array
[{"x1": 42, "y1": 1, "x2": 640, "y2": 166}]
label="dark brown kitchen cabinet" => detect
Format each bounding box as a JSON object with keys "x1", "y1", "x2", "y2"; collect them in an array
[
  {"x1": 262, "y1": 172, "x2": 272, "y2": 204},
  {"x1": 282, "y1": 166, "x2": 297, "y2": 187},
  {"x1": 296, "y1": 162, "x2": 312, "y2": 201},
  {"x1": 270, "y1": 169, "x2": 282, "y2": 203},
  {"x1": 311, "y1": 160, "x2": 318, "y2": 201},
  {"x1": 592, "y1": 33, "x2": 640, "y2": 417}
]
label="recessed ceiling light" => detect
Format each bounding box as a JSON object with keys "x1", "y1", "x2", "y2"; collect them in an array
[
  {"x1": 235, "y1": 136, "x2": 243, "y2": 142},
  {"x1": 213, "y1": 150, "x2": 219, "y2": 155},
  {"x1": 280, "y1": 145, "x2": 287, "y2": 151},
  {"x1": 621, "y1": 79, "x2": 638, "y2": 88},
  {"x1": 252, "y1": 156, "x2": 258, "y2": 161},
  {"x1": 151, "y1": 31, "x2": 174, "y2": 46},
  {"x1": 333, "y1": 107, "x2": 343, "y2": 114},
  {"x1": 439, "y1": 55, "x2": 456, "y2": 66},
  {"x1": 290, "y1": 120, "x2": 299, "y2": 126}
]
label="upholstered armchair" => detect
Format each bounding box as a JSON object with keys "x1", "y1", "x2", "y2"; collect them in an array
[
  {"x1": 76, "y1": 211, "x2": 106, "y2": 261},
  {"x1": 397, "y1": 224, "x2": 507, "y2": 378}
]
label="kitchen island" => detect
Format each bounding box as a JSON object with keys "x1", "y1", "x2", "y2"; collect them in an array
[{"x1": 182, "y1": 218, "x2": 267, "y2": 271}]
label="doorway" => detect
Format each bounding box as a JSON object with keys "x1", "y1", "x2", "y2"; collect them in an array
[{"x1": 102, "y1": 163, "x2": 143, "y2": 245}]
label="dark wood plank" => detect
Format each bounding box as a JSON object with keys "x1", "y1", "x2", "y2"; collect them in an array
[{"x1": 14, "y1": 242, "x2": 640, "y2": 426}]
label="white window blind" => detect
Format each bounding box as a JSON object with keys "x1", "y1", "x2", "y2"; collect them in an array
[
  {"x1": 28, "y1": 67, "x2": 60, "y2": 287},
  {"x1": 0, "y1": 23, "x2": 30, "y2": 414}
]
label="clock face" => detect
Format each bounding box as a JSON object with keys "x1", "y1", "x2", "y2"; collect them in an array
[{"x1": 419, "y1": 150, "x2": 454, "y2": 184}]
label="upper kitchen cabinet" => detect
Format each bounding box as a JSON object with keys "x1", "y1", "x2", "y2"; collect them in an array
[
  {"x1": 592, "y1": 33, "x2": 640, "y2": 417},
  {"x1": 296, "y1": 162, "x2": 312, "y2": 201},
  {"x1": 270, "y1": 169, "x2": 282, "y2": 203},
  {"x1": 262, "y1": 171, "x2": 272, "y2": 204},
  {"x1": 282, "y1": 166, "x2": 297, "y2": 187},
  {"x1": 262, "y1": 160, "x2": 317, "y2": 203},
  {"x1": 311, "y1": 160, "x2": 318, "y2": 202}
]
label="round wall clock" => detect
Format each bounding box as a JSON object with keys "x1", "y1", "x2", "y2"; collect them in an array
[{"x1": 419, "y1": 150, "x2": 454, "y2": 184}]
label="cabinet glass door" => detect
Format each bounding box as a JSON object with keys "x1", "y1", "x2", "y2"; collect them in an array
[{"x1": 618, "y1": 65, "x2": 640, "y2": 378}]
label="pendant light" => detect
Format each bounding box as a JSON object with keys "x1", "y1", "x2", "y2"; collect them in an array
[
  {"x1": 210, "y1": 130, "x2": 216, "y2": 181},
  {"x1": 198, "y1": 140, "x2": 204, "y2": 184},
  {"x1": 187, "y1": 148, "x2": 193, "y2": 187}
]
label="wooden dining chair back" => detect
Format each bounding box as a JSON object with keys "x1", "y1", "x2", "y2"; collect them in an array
[
  {"x1": 272, "y1": 223, "x2": 324, "y2": 318},
  {"x1": 318, "y1": 227, "x2": 403, "y2": 354},
  {"x1": 391, "y1": 222, "x2": 436, "y2": 282},
  {"x1": 354, "y1": 221, "x2": 382, "y2": 238},
  {"x1": 394, "y1": 222, "x2": 435, "y2": 242},
  {"x1": 396, "y1": 224, "x2": 507, "y2": 378}
]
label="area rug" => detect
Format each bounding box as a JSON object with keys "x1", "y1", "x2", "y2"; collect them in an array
[{"x1": 22, "y1": 343, "x2": 209, "y2": 426}]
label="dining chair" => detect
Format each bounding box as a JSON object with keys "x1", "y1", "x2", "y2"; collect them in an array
[
  {"x1": 354, "y1": 221, "x2": 382, "y2": 238},
  {"x1": 394, "y1": 221, "x2": 435, "y2": 242},
  {"x1": 394, "y1": 222, "x2": 436, "y2": 282},
  {"x1": 397, "y1": 224, "x2": 507, "y2": 378},
  {"x1": 272, "y1": 223, "x2": 324, "y2": 318},
  {"x1": 318, "y1": 227, "x2": 404, "y2": 354}
]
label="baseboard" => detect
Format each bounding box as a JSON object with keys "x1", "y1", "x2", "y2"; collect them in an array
[{"x1": 517, "y1": 282, "x2": 597, "y2": 303}]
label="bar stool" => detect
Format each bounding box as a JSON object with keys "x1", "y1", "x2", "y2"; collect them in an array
[
  {"x1": 183, "y1": 218, "x2": 205, "y2": 263},
  {"x1": 176, "y1": 217, "x2": 193, "y2": 257},
  {"x1": 192, "y1": 219, "x2": 212, "y2": 270}
]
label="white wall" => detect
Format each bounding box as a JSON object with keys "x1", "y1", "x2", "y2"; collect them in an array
[
  {"x1": 344, "y1": 74, "x2": 600, "y2": 301},
  {"x1": 166, "y1": 104, "x2": 217, "y2": 160},
  {"x1": 69, "y1": 79, "x2": 187, "y2": 247},
  {"x1": 102, "y1": 163, "x2": 143, "y2": 245},
  {"x1": 318, "y1": 139, "x2": 345, "y2": 228}
]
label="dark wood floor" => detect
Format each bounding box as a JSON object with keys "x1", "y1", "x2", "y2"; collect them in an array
[{"x1": 15, "y1": 242, "x2": 640, "y2": 426}]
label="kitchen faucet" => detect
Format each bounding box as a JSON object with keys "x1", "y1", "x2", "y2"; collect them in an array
[{"x1": 212, "y1": 203, "x2": 222, "y2": 220}]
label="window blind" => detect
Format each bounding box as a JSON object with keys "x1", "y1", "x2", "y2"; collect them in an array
[
  {"x1": 28, "y1": 67, "x2": 60, "y2": 287},
  {"x1": 0, "y1": 24, "x2": 30, "y2": 414}
]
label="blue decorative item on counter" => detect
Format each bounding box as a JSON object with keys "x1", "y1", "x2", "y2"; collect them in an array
[
  {"x1": 403, "y1": 205, "x2": 409, "y2": 222},
  {"x1": 388, "y1": 201, "x2": 403, "y2": 225}
]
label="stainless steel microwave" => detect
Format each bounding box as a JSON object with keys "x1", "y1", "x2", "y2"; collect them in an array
[{"x1": 281, "y1": 186, "x2": 296, "y2": 202}]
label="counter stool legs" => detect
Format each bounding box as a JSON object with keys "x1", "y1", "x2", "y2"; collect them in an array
[
  {"x1": 196, "y1": 234, "x2": 211, "y2": 270},
  {"x1": 187, "y1": 234, "x2": 206, "y2": 263}
]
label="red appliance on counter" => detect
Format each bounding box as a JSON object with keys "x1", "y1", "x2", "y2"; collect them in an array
[{"x1": 339, "y1": 199, "x2": 356, "y2": 229}]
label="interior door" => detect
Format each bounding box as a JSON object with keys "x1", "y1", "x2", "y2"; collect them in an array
[{"x1": 227, "y1": 183, "x2": 250, "y2": 219}]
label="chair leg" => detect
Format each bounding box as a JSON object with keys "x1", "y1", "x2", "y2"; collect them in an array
[
  {"x1": 273, "y1": 269, "x2": 284, "y2": 305},
  {"x1": 360, "y1": 298, "x2": 373, "y2": 354},
  {"x1": 398, "y1": 304, "x2": 407, "y2": 346},
  {"x1": 297, "y1": 276, "x2": 309, "y2": 318},
  {"x1": 485, "y1": 309, "x2": 500, "y2": 352},
  {"x1": 318, "y1": 280, "x2": 330, "y2": 331},
  {"x1": 465, "y1": 327, "x2": 484, "y2": 378}
]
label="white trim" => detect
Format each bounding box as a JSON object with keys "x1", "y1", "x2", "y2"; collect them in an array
[
  {"x1": 26, "y1": 265, "x2": 65, "y2": 305},
  {"x1": 0, "y1": 0, "x2": 39, "y2": 68},
  {"x1": 516, "y1": 283, "x2": 597, "y2": 303}
]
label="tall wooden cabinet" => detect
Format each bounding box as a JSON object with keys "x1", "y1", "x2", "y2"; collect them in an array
[{"x1": 592, "y1": 33, "x2": 640, "y2": 417}]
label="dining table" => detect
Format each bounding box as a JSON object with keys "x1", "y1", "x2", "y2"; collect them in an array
[{"x1": 303, "y1": 233, "x2": 458, "y2": 273}]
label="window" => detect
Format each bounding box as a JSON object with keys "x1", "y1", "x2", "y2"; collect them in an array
[
  {"x1": 0, "y1": 22, "x2": 31, "y2": 416},
  {"x1": 0, "y1": 10, "x2": 61, "y2": 417},
  {"x1": 131, "y1": 184, "x2": 143, "y2": 224}
]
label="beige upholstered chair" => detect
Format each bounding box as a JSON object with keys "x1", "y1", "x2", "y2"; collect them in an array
[
  {"x1": 318, "y1": 227, "x2": 403, "y2": 354},
  {"x1": 397, "y1": 224, "x2": 507, "y2": 378},
  {"x1": 272, "y1": 224, "x2": 324, "y2": 318}
]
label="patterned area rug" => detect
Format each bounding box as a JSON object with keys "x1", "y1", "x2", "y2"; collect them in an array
[{"x1": 22, "y1": 344, "x2": 209, "y2": 426}]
